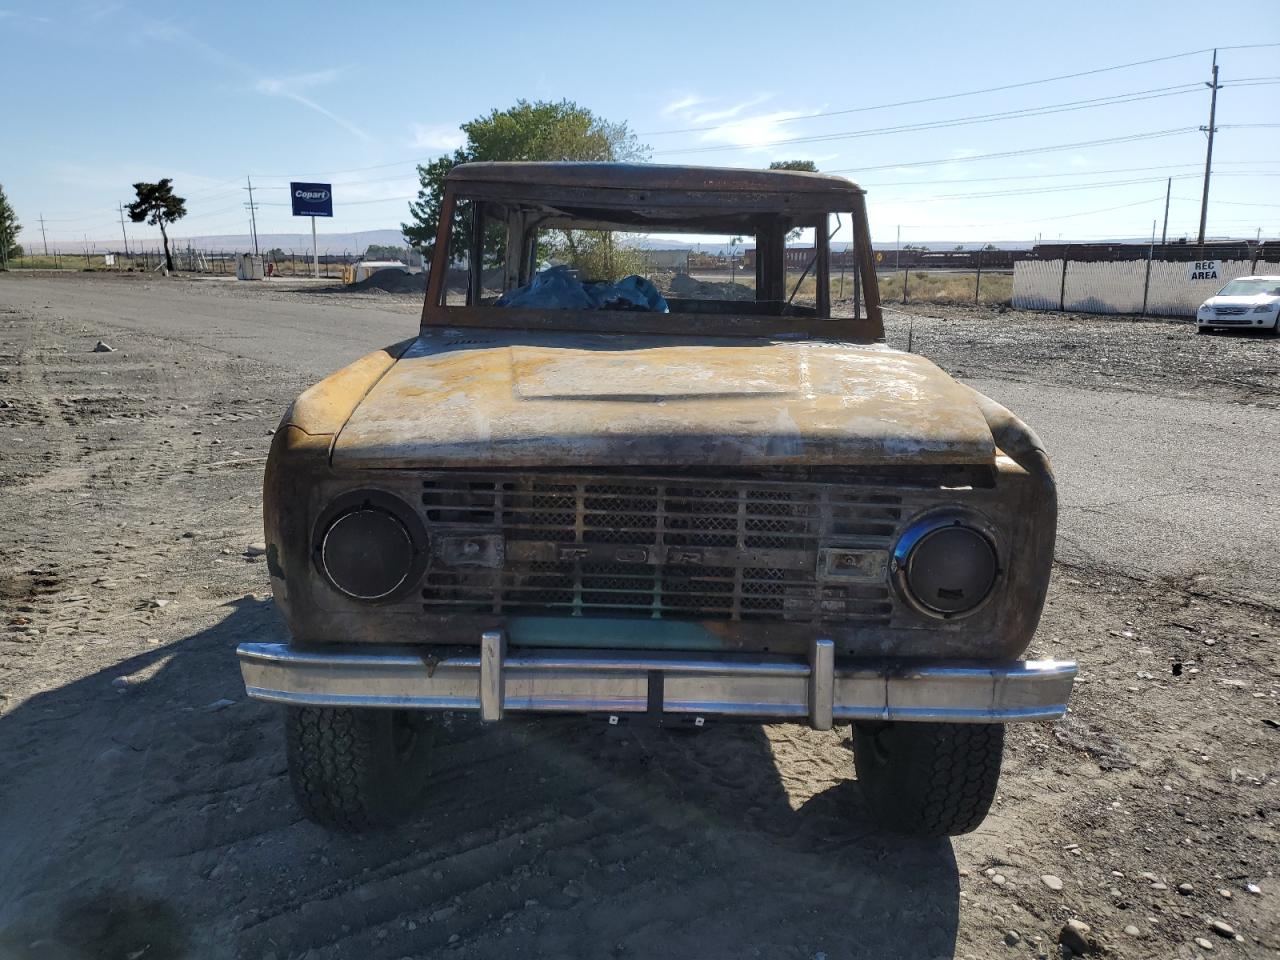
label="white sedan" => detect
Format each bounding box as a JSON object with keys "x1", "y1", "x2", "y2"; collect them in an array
[{"x1": 1196, "y1": 275, "x2": 1280, "y2": 334}]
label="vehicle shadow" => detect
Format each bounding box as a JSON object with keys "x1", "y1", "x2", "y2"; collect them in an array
[{"x1": 0, "y1": 598, "x2": 959, "y2": 960}]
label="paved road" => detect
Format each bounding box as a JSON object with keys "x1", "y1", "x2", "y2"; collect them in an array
[{"x1": 5, "y1": 273, "x2": 1277, "y2": 600}]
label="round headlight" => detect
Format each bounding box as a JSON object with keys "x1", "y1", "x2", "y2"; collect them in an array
[
  {"x1": 321, "y1": 507, "x2": 415, "y2": 600},
  {"x1": 894, "y1": 516, "x2": 998, "y2": 618}
]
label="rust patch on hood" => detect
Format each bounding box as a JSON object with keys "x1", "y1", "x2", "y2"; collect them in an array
[{"x1": 331, "y1": 329, "x2": 995, "y2": 468}]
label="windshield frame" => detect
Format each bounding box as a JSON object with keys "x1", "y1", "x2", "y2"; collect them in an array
[{"x1": 420, "y1": 171, "x2": 885, "y2": 342}]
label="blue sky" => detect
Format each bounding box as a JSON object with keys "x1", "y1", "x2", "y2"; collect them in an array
[{"x1": 3, "y1": 0, "x2": 1278, "y2": 249}]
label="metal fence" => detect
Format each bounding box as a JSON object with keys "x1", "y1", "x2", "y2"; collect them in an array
[
  {"x1": 1013, "y1": 258, "x2": 1280, "y2": 317},
  {"x1": 4, "y1": 245, "x2": 400, "y2": 278}
]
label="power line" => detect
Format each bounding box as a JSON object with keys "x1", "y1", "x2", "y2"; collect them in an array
[
  {"x1": 879, "y1": 173, "x2": 1207, "y2": 203},
  {"x1": 639, "y1": 43, "x2": 1280, "y2": 136},
  {"x1": 861, "y1": 160, "x2": 1280, "y2": 189},
  {"x1": 1173, "y1": 195, "x2": 1280, "y2": 208},
  {"x1": 825, "y1": 128, "x2": 1200, "y2": 175},
  {"x1": 892, "y1": 194, "x2": 1166, "y2": 229},
  {"x1": 652, "y1": 84, "x2": 1225, "y2": 157}
]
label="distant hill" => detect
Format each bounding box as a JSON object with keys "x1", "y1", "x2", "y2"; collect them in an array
[{"x1": 172, "y1": 228, "x2": 409, "y2": 254}]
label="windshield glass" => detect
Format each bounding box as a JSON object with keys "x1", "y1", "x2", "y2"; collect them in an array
[{"x1": 1217, "y1": 278, "x2": 1280, "y2": 297}]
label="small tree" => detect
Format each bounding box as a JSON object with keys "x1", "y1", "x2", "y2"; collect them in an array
[
  {"x1": 768, "y1": 160, "x2": 818, "y2": 173},
  {"x1": 541, "y1": 231, "x2": 647, "y2": 282},
  {"x1": 126, "y1": 179, "x2": 186, "y2": 273},
  {"x1": 0, "y1": 183, "x2": 21, "y2": 267}
]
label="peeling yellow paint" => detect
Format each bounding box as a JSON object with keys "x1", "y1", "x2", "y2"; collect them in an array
[{"x1": 331, "y1": 330, "x2": 996, "y2": 469}]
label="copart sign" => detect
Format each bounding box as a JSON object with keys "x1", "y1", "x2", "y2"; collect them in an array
[{"x1": 290, "y1": 182, "x2": 333, "y2": 218}]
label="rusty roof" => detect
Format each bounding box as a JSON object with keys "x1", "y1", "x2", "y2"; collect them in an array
[{"x1": 446, "y1": 162, "x2": 864, "y2": 197}]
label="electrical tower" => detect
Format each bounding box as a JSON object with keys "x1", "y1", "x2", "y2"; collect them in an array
[
  {"x1": 1197, "y1": 49, "x2": 1220, "y2": 246},
  {"x1": 244, "y1": 176, "x2": 260, "y2": 256}
]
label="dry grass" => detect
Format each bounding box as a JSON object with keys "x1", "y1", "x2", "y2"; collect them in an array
[
  {"x1": 786, "y1": 270, "x2": 1013, "y2": 307},
  {"x1": 876, "y1": 270, "x2": 1012, "y2": 305}
]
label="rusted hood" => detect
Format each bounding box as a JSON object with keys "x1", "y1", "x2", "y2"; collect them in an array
[{"x1": 331, "y1": 329, "x2": 996, "y2": 468}]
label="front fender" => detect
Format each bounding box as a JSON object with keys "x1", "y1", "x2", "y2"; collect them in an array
[{"x1": 263, "y1": 339, "x2": 416, "y2": 623}]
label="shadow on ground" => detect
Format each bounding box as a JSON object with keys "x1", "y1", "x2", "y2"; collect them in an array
[{"x1": 0, "y1": 600, "x2": 959, "y2": 960}]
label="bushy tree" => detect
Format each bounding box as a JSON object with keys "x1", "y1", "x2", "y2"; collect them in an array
[
  {"x1": 768, "y1": 159, "x2": 818, "y2": 173},
  {"x1": 126, "y1": 179, "x2": 186, "y2": 273},
  {"x1": 365, "y1": 243, "x2": 410, "y2": 261},
  {"x1": 403, "y1": 100, "x2": 647, "y2": 262},
  {"x1": 0, "y1": 184, "x2": 21, "y2": 266},
  {"x1": 541, "y1": 231, "x2": 647, "y2": 283}
]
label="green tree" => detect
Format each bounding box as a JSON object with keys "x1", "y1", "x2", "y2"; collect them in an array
[
  {"x1": 768, "y1": 159, "x2": 818, "y2": 173},
  {"x1": 0, "y1": 183, "x2": 21, "y2": 267},
  {"x1": 402, "y1": 99, "x2": 647, "y2": 261},
  {"x1": 540, "y1": 231, "x2": 647, "y2": 283},
  {"x1": 365, "y1": 243, "x2": 410, "y2": 261},
  {"x1": 126, "y1": 179, "x2": 186, "y2": 273}
]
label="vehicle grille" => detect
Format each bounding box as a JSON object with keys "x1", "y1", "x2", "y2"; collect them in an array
[
  {"x1": 1214, "y1": 306, "x2": 1248, "y2": 316},
  {"x1": 420, "y1": 473, "x2": 903, "y2": 623}
]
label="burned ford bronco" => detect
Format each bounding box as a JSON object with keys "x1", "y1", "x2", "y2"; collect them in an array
[{"x1": 238, "y1": 162, "x2": 1075, "y2": 834}]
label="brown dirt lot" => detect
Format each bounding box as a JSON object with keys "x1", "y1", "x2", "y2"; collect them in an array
[{"x1": 0, "y1": 274, "x2": 1276, "y2": 960}]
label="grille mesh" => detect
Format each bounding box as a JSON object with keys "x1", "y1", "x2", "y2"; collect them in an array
[{"x1": 421, "y1": 474, "x2": 900, "y2": 622}]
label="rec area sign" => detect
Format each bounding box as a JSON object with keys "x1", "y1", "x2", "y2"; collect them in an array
[
  {"x1": 290, "y1": 182, "x2": 333, "y2": 218},
  {"x1": 1187, "y1": 260, "x2": 1221, "y2": 282}
]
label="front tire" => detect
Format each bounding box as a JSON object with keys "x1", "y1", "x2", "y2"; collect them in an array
[
  {"x1": 853, "y1": 722, "x2": 1004, "y2": 837},
  {"x1": 285, "y1": 706, "x2": 432, "y2": 830}
]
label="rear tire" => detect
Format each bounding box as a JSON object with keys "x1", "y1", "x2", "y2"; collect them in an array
[
  {"x1": 285, "y1": 706, "x2": 432, "y2": 831},
  {"x1": 853, "y1": 722, "x2": 1004, "y2": 837}
]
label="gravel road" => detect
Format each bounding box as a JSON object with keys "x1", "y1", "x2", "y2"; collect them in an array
[{"x1": 1, "y1": 273, "x2": 1276, "y2": 960}]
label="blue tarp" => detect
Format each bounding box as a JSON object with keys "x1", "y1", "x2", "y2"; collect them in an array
[{"x1": 495, "y1": 266, "x2": 669, "y2": 312}]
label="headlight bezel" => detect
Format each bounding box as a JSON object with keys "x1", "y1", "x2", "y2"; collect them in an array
[
  {"x1": 891, "y1": 510, "x2": 1003, "y2": 620},
  {"x1": 312, "y1": 489, "x2": 428, "y2": 602}
]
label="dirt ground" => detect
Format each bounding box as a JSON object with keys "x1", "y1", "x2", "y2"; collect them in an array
[{"x1": 0, "y1": 274, "x2": 1276, "y2": 960}]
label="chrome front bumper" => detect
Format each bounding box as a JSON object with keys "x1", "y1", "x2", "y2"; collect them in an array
[{"x1": 238, "y1": 635, "x2": 1075, "y2": 729}]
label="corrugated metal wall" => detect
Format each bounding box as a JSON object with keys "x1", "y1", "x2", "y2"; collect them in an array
[{"x1": 1013, "y1": 259, "x2": 1279, "y2": 316}]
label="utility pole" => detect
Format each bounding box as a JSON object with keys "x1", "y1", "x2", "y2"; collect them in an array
[
  {"x1": 1160, "y1": 177, "x2": 1171, "y2": 245},
  {"x1": 1197, "y1": 49, "x2": 1220, "y2": 246},
  {"x1": 39, "y1": 215, "x2": 48, "y2": 256},
  {"x1": 244, "y1": 176, "x2": 260, "y2": 256},
  {"x1": 118, "y1": 204, "x2": 130, "y2": 255}
]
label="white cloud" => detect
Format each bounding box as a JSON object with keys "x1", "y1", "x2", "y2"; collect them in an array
[
  {"x1": 141, "y1": 23, "x2": 370, "y2": 142},
  {"x1": 408, "y1": 123, "x2": 465, "y2": 153},
  {"x1": 255, "y1": 68, "x2": 341, "y2": 95},
  {"x1": 690, "y1": 95, "x2": 772, "y2": 126},
  {"x1": 660, "y1": 94, "x2": 709, "y2": 116},
  {"x1": 0, "y1": 8, "x2": 52, "y2": 21},
  {"x1": 657, "y1": 94, "x2": 817, "y2": 155},
  {"x1": 254, "y1": 69, "x2": 370, "y2": 142},
  {"x1": 698, "y1": 110, "x2": 811, "y2": 152}
]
